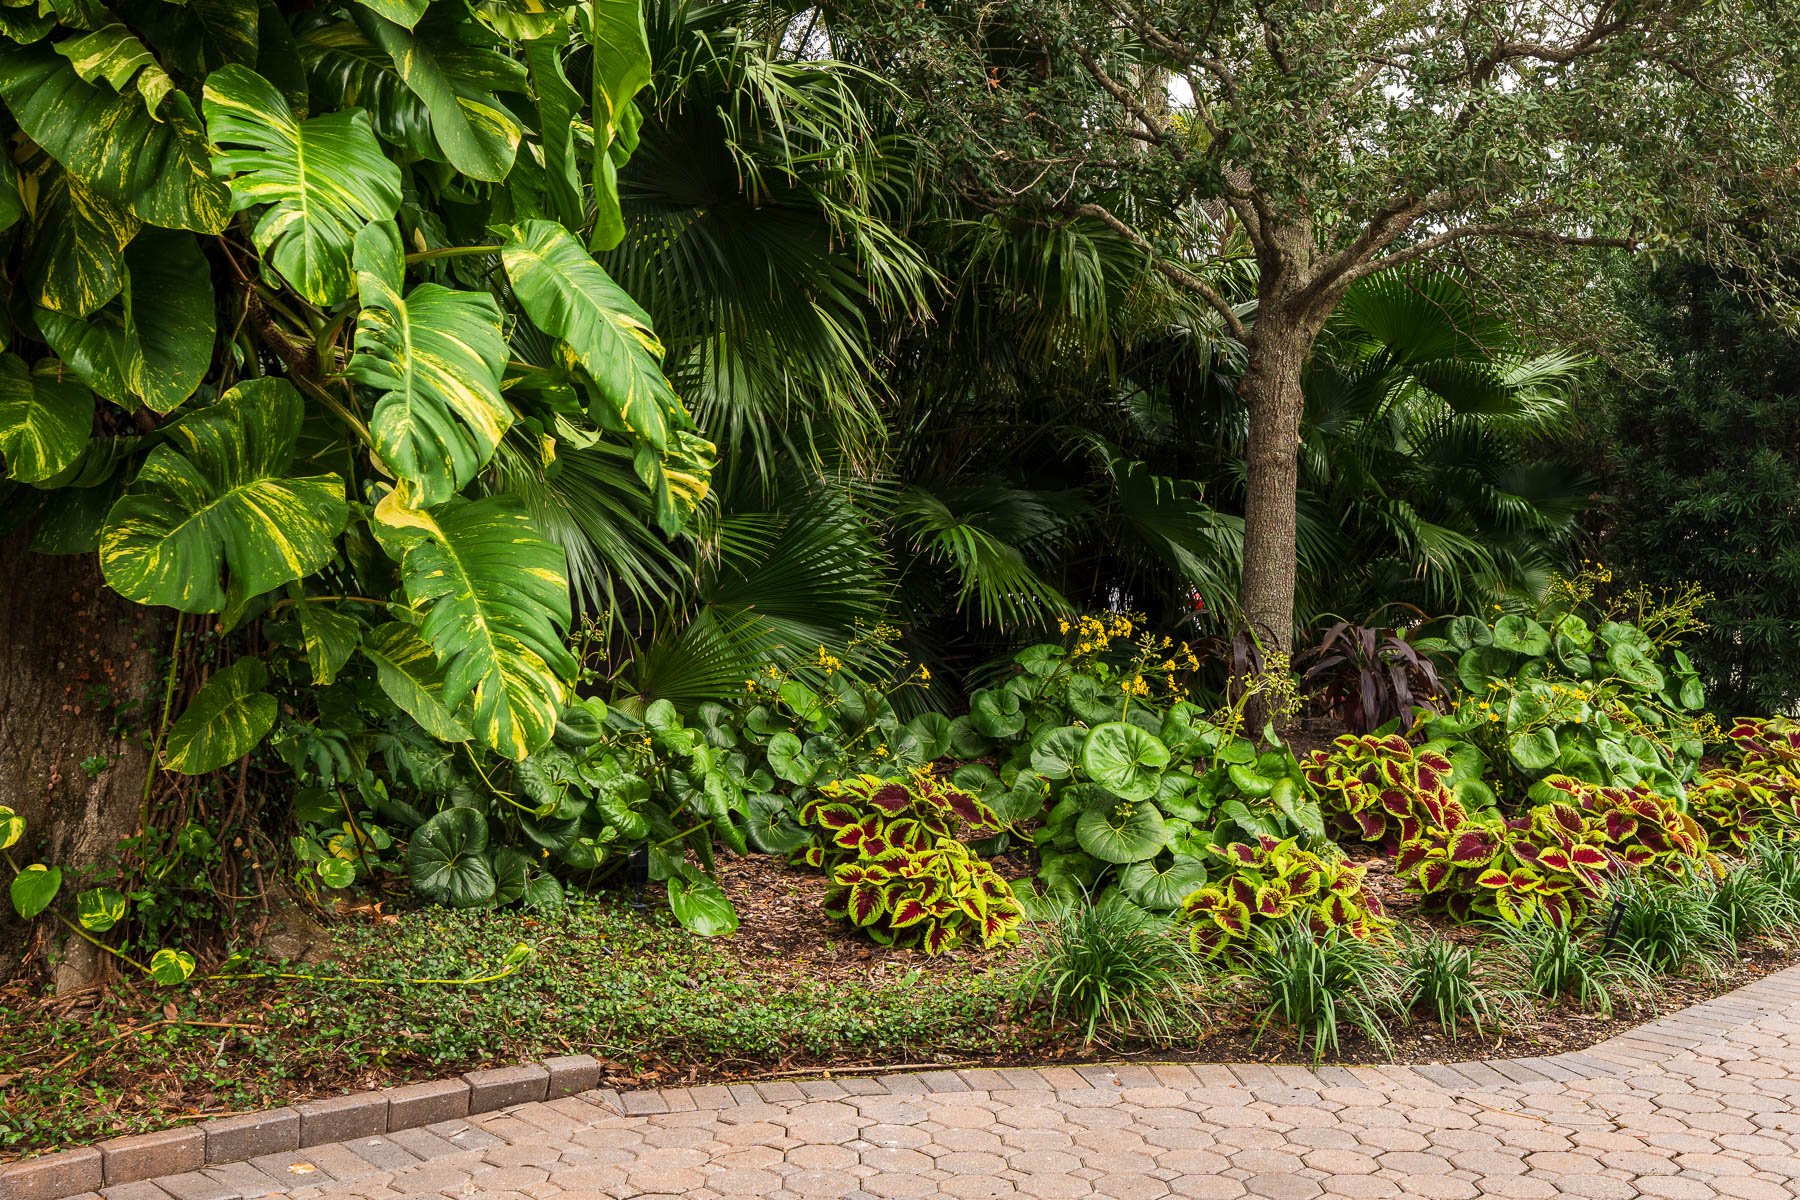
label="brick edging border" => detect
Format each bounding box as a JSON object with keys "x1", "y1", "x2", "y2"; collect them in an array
[{"x1": 6, "y1": 962, "x2": 1799, "y2": 1200}]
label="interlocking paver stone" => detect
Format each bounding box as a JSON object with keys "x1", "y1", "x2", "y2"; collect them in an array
[{"x1": 19, "y1": 964, "x2": 1800, "y2": 1200}]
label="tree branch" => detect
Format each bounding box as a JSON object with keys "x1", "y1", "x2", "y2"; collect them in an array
[
  {"x1": 1343, "y1": 223, "x2": 1639, "y2": 287},
  {"x1": 1069, "y1": 201, "x2": 1249, "y2": 343}
]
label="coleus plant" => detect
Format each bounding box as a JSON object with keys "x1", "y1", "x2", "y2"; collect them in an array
[
  {"x1": 1301, "y1": 733, "x2": 1457, "y2": 849},
  {"x1": 1178, "y1": 834, "x2": 1388, "y2": 959},
  {"x1": 1685, "y1": 768, "x2": 1800, "y2": 855},
  {"x1": 798, "y1": 772, "x2": 1022, "y2": 954}
]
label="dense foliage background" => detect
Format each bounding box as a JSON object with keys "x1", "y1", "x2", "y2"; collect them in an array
[{"x1": 2, "y1": 0, "x2": 1800, "y2": 987}]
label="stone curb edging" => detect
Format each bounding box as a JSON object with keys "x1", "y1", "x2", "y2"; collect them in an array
[
  {"x1": 5, "y1": 963, "x2": 1799, "y2": 1200},
  {"x1": 0, "y1": 1056, "x2": 601, "y2": 1200}
]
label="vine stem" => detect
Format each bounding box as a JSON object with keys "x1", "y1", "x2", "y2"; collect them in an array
[
  {"x1": 405, "y1": 244, "x2": 502, "y2": 263},
  {"x1": 140, "y1": 613, "x2": 186, "y2": 818}
]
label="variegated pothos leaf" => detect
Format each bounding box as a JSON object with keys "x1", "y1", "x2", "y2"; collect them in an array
[{"x1": 100, "y1": 378, "x2": 348, "y2": 613}]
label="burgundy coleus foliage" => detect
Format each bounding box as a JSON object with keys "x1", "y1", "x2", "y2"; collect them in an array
[
  {"x1": 800, "y1": 770, "x2": 1021, "y2": 954},
  {"x1": 1303, "y1": 733, "x2": 1454, "y2": 850},
  {"x1": 1179, "y1": 833, "x2": 1388, "y2": 958},
  {"x1": 1397, "y1": 775, "x2": 1717, "y2": 927},
  {"x1": 1687, "y1": 768, "x2": 1800, "y2": 853},
  {"x1": 1727, "y1": 717, "x2": 1800, "y2": 770}
]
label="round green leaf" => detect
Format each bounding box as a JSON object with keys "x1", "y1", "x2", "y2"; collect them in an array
[
  {"x1": 1491, "y1": 615, "x2": 1551, "y2": 656},
  {"x1": 968, "y1": 687, "x2": 1025, "y2": 739},
  {"x1": 1065, "y1": 673, "x2": 1124, "y2": 724},
  {"x1": 668, "y1": 866, "x2": 738, "y2": 937},
  {"x1": 1075, "y1": 800, "x2": 1167, "y2": 864},
  {"x1": 992, "y1": 769, "x2": 1050, "y2": 823},
  {"x1": 745, "y1": 794, "x2": 809, "y2": 855},
  {"x1": 75, "y1": 886, "x2": 127, "y2": 931},
  {"x1": 1029, "y1": 725, "x2": 1087, "y2": 780},
  {"x1": 766, "y1": 731, "x2": 814, "y2": 785},
  {"x1": 1447, "y1": 615, "x2": 1491, "y2": 650},
  {"x1": 1606, "y1": 641, "x2": 1665, "y2": 692},
  {"x1": 10, "y1": 864, "x2": 61, "y2": 919},
  {"x1": 1508, "y1": 728, "x2": 1560, "y2": 772},
  {"x1": 1080, "y1": 722, "x2": 1170, "y2": 802},
  {"x1": 1015, "y1": 643, "x2": 1065, "y2": 676},
  {"x1": 406, "y1": 807, "x2": 496, "y2": 908},
  {"x1": 163, "y1": 657, "x2": 277, "y2": 774},
  {"x1": 316, "y1": 858, "x2": 355, "y2": 889},
  {"x1": 947, "y1": 716, "x2": 991, "y2": 759},
  {"x1": 1457, "y1": 645, "x2": 1514, "y2": 694},
  {"x1": 897, "y1": 713, "x2": 953, "y2": 764},
  {"x1": 1119, "y1": 857, "x2": 1209, "y2": 911},
  {"x1": 147, "y1": 947, "x2": 195, "y2": 985}
]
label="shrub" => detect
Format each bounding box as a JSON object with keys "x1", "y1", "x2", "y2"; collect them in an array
[
  {"x1": 799, "y1": 771, "x2": 1023, "y2": 954},
  {"x1": 1399, "y1": 934, "x2": 1515, "y2": 1039},
  {"x1": 1248, "y1": 919, "x2": 1401, "y2": 1063},
  {"x1": 1499, "y1": 919, "x2": 1657, "y2": 1016},
  {"x1": 1603, "y1": 878, "x2": 1733, "y2": 978},
  {"x1": 1178, "y1": 835, "x2": 1388, "y2": 959},
  {"x1": 1302, "y1": 733, "x2": 1456, "y2": 848},
  {"x1": 1012, "y1": 895, "x2": 1214, "y2": 1045},
  {"x1": 1299, "y1": 622, "x2": 1449, "y2": 735},
  {"x1": 1686, "y1": 768, "x2": 1800, "y2": 854},
  {"x1": 1395, "y1": 777, "x2": 1717, "y2": 928}
]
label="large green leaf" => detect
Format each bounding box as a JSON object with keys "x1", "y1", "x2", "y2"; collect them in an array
[
  {"x1": 501, "y1": 219, "x2": 686, "y2": 449},
  {"x1": 1080, "y1": 722, "x2": 1170, "y2": 802},
  {"x1": 376, "y1": 490, "x2": 574, "y2": 760},
  {"x1": 0, "y1": 40, "x2": 229, "y2": 232},
  {"x1": 1120, "y1": 856, "x2": 1210, "y2": 911},
  {"x1": 1075, "y1": 800, "x2": 1167, "y2": 865},
  {"x1": 584, "y1": 0, "x2": 651, "y2": 250},
  {"x1": 100, "y1": 378, "x2": 348, "y2": 613},
  {"x1": 0, "y1": 155, "x2": 19, "y2": 234},
  {"x1": 10, "y1": 864, "x2": 61, "y2": 920},
  {"x1": 667, "y1": 863, "x2": 738, "y2": 937},
  {"x1": 164, "y1": 656, "x2": 278, "y2": 773},
  {"x1": 355, "y1": 5, "x2": 522, "y2": 181},
  {"x1": 360, "y1": 620, "x2": 473, "y2": 742},
  {"x1": 0, "y1": 355, "x2": 93, "y2": 483},
  {"x1": 357, "y1": 0, "x2": 429, "y2": 28},
  {"x1": 407, "y1": 806, "x2": 496, "y2": 908},
  {"x1": 26, "y1": 172, "x2": 140, "y2": 318},
  {"x1": 203, "y1": 63, "x2": 403, "y2": 304},
  {"x1": 53, "y1": 22, "x2": 174, "y2": 114},
  {"x1": 350, "y1": 223, "x2": 510, "y2": 507},
  {"x1": 524, "y1": 34, "x2": 583, "y2": 229},
  {"x1": 36, "y1": 229, "x2": 215, "y2": 413},
  {"x1": 294, "y1": 600, "x2": 360, "y2": 686}
]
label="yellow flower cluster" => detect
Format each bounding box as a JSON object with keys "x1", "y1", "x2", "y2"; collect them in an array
[
  {"x1": 1060, "y1": 613, "x2": 1137, "y2": 657},
  {"x1": 816, "y1": 645, "x2": 844, "y2": 675}
]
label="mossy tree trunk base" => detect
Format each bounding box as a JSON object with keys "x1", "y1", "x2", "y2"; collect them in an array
[{"x1": 0, "y1": 533, "x2": 162, "y2": 986}]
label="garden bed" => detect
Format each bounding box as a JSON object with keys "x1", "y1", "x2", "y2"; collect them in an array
[{"x1": 4, "y1": 852, "x2": 1794, "y2": 1163}]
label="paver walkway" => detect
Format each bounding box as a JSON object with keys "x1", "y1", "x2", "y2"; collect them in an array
[{"x1": 114, "y1": 965, "x2": 1800, "y2": 1200}]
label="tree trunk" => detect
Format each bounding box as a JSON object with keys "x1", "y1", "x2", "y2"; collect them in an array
[
  {"x1": 0, "y1": 533, "x2": 162, "y2": 986},
  {"x1": 1236, "y1": 311, "x2": 1313, "y2": 657}
]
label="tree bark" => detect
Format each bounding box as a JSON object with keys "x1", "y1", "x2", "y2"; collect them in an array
[
  {"x1": 1236, "y1": 308, "x2": 1315, "y2": 658},
  {"x1": 0, "y1": 533, "x2": 161, "y2": 985}
]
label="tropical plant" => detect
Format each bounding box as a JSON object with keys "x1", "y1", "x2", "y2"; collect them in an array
[
  {"x1": 1011, "y1": 894, "x2": 1214, "y2": 1046},
  {"x1": 1419, "y1": 567, "x2": 1715, "y2": 794},
  {"x1": 1247, "y1": 917, "x2": 1400, "y2": 1064},
  {"x1": 1686, "y1": 768, "x2": 1800, "y2": 855},
  {"x1": 1178, "y1": 836, "x2": 1389, "y2": 960},
  {"x1": 1302, "y1": 734, "x2": 1464, "y2": 849},
  {"x1": 1300, "y1": 620, "x2": 1451, "y2": 736},
  {"x1": 0, "y1": 0, "x2": 743, "y2": 933},
  {"x1": 798, "y1": 771, "x2": 1022, "y2": 954}
]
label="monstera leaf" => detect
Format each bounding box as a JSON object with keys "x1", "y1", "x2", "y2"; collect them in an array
[
  {"x1": 0, "y1": 40, "x2": 229, "y2": 232},
  {"x1": 501, "y1": 219, "x2": 687, "y2": 449},
  {"x1": 349, "y1": 223, "x2": 510, "y2": 507},
  {"x1": 163, "y1": 657, "x2": 278, "y2": 773},
  {"x1": 203, "y1": 63, "x2": 403, "y2": 304},
  {"x1": 407, "y1": 806, "x2": 496, "y2": 908},
  {"x1": 0, "y1": 354, "x2": 92, "y2": 483},
  {"x1": 585, "y1": 0, "x2": 651, "y2": 249},
  {"x1": 100, "y1": 378, "x2": 348, "y2": 613},
  {"x1": 376, "y1": 490, "x2": 575, "y2": 760},
  {"x1": 37, "y1": 229, "x2": 215, "y2": 414},
  {"x1": 355, "y1": 5, "x2": 524, "y2": 181}
]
